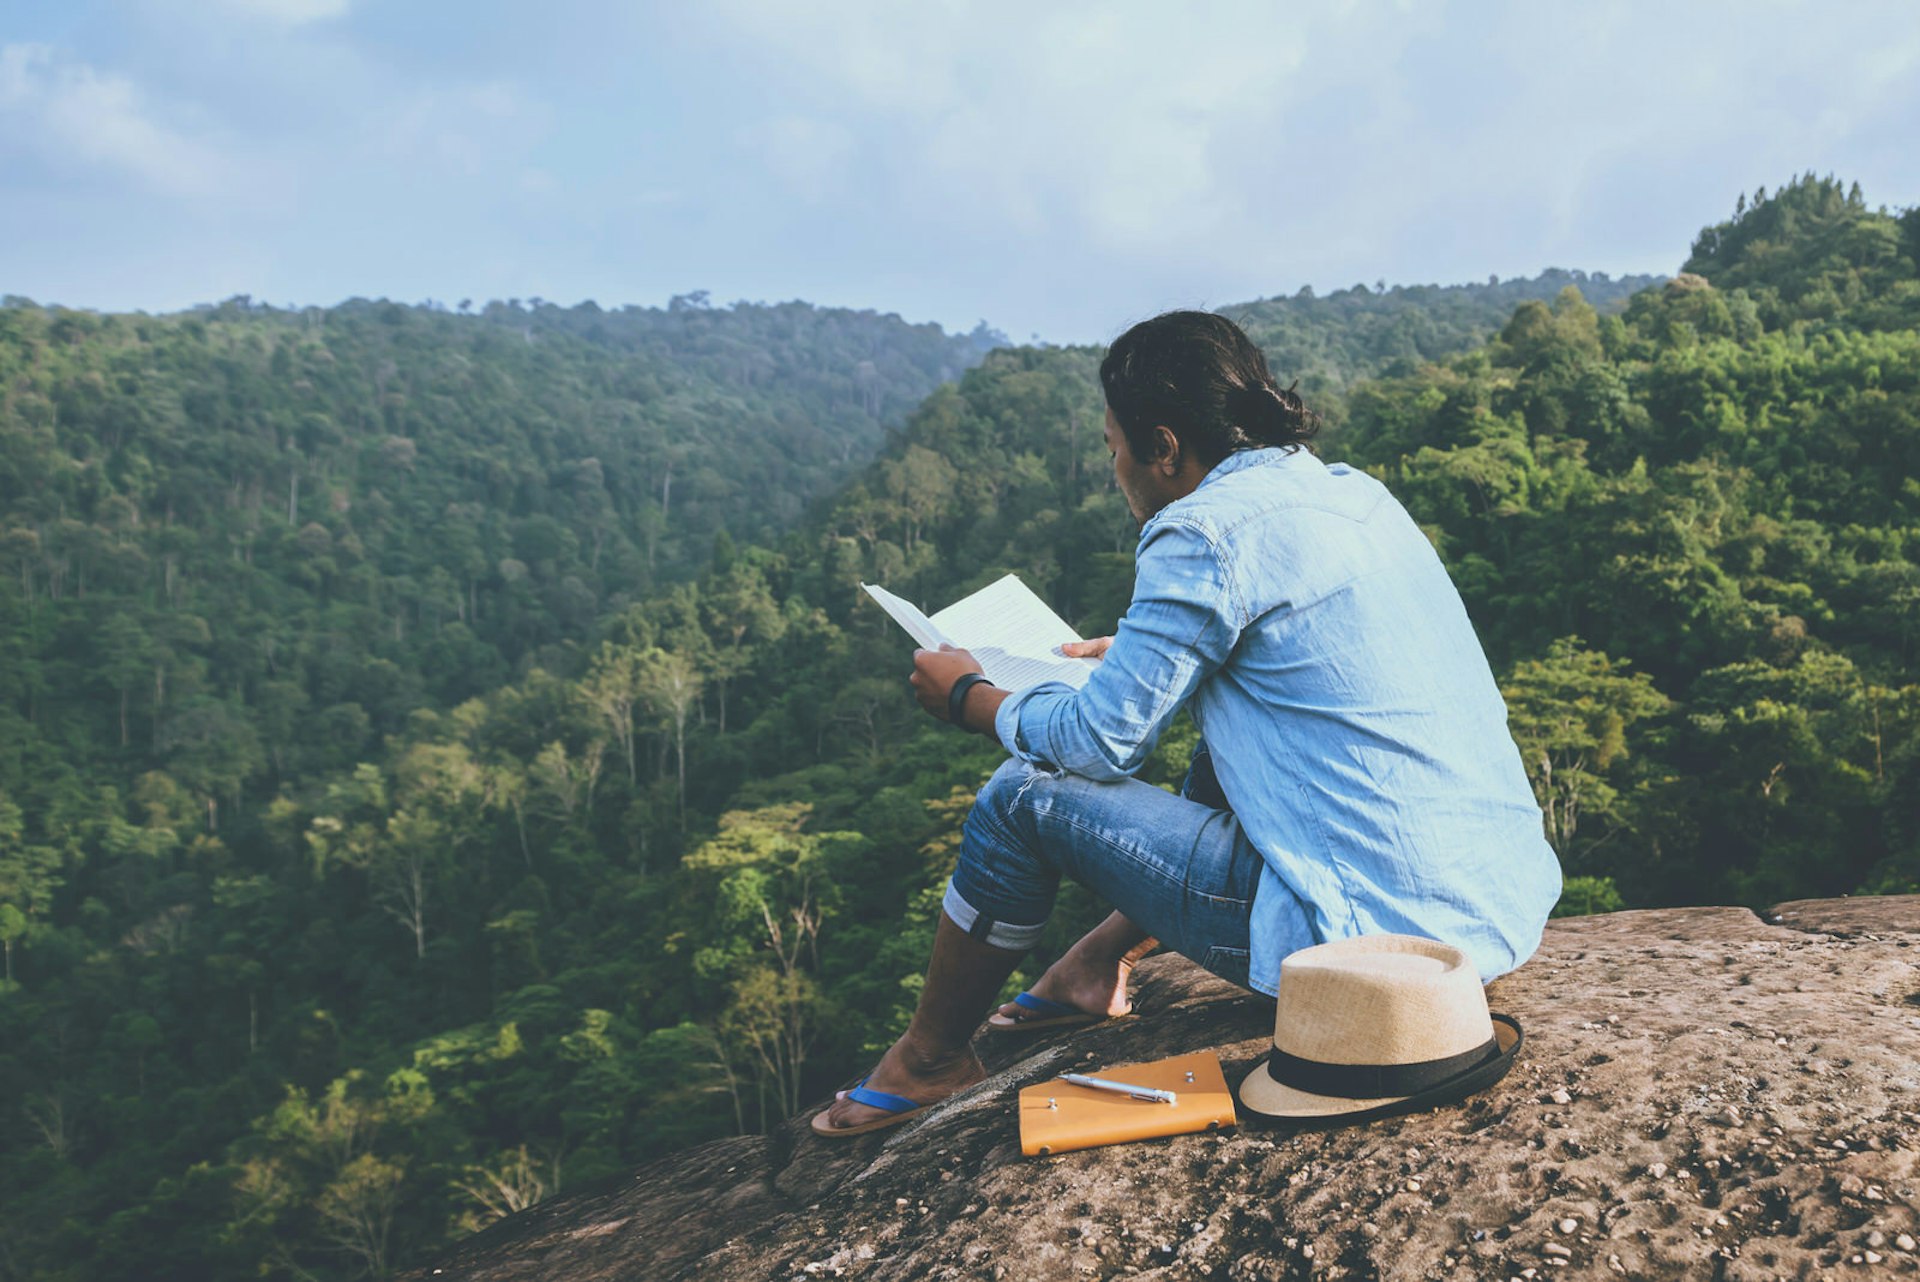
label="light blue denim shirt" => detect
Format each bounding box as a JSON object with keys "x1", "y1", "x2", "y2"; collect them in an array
[{"x1": 993, "y1": 446, "x2": 1562, "y2": 995}]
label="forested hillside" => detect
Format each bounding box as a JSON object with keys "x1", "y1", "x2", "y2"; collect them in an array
[
  {"x1": 2, "y1": 176, "x2": 1917, "y2": 1281},
  {"x1": 1226, "y1": 266, "x2": 1660, "y2": 407},
  {"x1": 0, "y1": 294, "x2": 994, "y2": 796}
]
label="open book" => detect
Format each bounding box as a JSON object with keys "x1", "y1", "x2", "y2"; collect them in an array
[{"x1": 862, "y1": 574, "x2": 1100, "y2": 693}]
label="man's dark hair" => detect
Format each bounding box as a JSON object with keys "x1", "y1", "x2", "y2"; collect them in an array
[{"x1": 1099, "y1": 310, "x2": 1319, "y2": 466}]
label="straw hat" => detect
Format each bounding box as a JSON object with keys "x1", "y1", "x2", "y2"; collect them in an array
[{"x1": 1237, "y1": 933, "x2": 1522, "y2": 1126}]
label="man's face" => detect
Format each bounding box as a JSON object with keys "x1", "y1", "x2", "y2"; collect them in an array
[{"x1": 1104, "y1": 406, "x2": 1161, "y2": 525}]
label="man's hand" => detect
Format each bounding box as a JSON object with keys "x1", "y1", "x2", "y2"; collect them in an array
[
  {"x1": 910, "y1": 643, "x2": 985, "y2": 722},
  {"x1": 1060, "y1": 636, "x2": 1113, "y2": 660}
]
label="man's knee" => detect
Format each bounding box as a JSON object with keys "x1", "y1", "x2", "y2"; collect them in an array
[
  {"x1": 974, "y1": 757, "x2": 1060, "y2": 824},
  {"x1": 962, "y1": 758, "x2": 1068, "y2": 867},
  {"x1": 950, "y1": 760, "x2": 1064, "y2": 948}
]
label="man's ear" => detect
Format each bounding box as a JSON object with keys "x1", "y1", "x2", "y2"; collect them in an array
[{"x1": 1153, "y1": 425, "x2": 1181, "y2": 472}]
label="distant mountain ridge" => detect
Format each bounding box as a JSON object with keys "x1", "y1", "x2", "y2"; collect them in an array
[{"x1": 1224, "y1": 267, "x2": 1664, "y2": 401}]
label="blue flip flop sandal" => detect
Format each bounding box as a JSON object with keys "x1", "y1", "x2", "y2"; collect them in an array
[
  {"x1": 984, "y1": 991, "x2": 1111, "y2": 1033},
  {"x1": 810, "y1": 1076, "x2": 926, "y2": 1137}
]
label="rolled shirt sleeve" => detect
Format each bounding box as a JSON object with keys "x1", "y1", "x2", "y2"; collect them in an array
[{"x1": 994, "y1": 516, "x2": 1243, "y2": 780}]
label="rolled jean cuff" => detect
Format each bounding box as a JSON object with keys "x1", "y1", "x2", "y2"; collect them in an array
[{"x1": 941, "y1": 880, "x2": 1048, "y2": 952}]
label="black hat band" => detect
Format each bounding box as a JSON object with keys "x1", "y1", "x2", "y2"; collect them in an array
[{"x1": 1266, "y1": 1031, "x2": 1502, "y2": 1099}]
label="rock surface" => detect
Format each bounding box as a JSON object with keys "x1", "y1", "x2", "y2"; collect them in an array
[{"x1": 407, "y1": 898, "x2": 1920, "y2": 1281}]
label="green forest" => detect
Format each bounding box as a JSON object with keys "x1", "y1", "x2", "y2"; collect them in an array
[{"x1": 1, "y1": 176, "x2": 1915, "y2": 1280}]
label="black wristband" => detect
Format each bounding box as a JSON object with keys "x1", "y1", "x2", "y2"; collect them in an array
[{"x1": 948, "y1": 672, "x2": 993, "y2": 730}]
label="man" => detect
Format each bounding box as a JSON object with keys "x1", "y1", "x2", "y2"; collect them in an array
[{"x1": 814, "y1": 311, "x2": 1560, "y2": 1136}]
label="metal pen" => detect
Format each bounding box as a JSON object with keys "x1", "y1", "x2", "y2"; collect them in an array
[{"x1": 1059, "y1": 1072, "x2": 1178, "y2": 1104}]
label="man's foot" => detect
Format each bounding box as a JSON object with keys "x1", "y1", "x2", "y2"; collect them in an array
[
  {"x1": 814, "y1": 1036, "x2": 986, "y2": 1133},
  {"x1": 988, "y1": 934, "x2": 1158, "y2": 1028}
]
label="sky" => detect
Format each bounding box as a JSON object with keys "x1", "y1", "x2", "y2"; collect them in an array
[{"x1": 2, "y1": 1, "x2": 1918, "y2": 345}]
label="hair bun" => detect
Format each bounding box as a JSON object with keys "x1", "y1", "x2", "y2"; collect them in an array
[{"x1": 1230, "y1": 379, "x2": 1316, "y2": 448}]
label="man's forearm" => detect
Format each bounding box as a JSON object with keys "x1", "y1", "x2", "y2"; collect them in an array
[{"x1": 959, "y1": 681, "x2": 1011, "y2": 746}]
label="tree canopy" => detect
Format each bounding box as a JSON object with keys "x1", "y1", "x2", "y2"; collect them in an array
[{"x1": 2, "y1": 188, "x2": 1917, "y2": 1280}]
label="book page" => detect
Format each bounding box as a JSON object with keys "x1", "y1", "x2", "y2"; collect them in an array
[
  {"x1": 860, "y1": 583, "x2": 953, "y2": 651},
  {"x1": 930, "y1": 574, "x2": 1099, "y2": 692}
]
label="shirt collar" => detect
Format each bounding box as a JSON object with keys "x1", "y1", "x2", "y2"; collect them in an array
[
  {"x1": 1194, "y1": 445, "x2": 1315, "y2": 492},
  {"x1": 1141, "y1": 446, "x2": 1317, "y2": 540}
]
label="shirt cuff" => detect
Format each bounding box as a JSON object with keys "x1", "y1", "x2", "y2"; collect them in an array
[{"x1": 992, "y1": 681, "x2": 1075, "y2": 761}]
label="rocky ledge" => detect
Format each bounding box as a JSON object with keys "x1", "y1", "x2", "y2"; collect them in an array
[{"x1": 408, "y1": 898, "x2": 1920, "y2": 1281}]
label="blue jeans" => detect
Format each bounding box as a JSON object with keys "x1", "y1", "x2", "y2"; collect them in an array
[{"x1": 943, "y1": 746, "x2": 1306, "y2": 991}]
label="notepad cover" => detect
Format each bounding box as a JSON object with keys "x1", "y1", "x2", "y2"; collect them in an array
[{"x1": 1018, "y1": 1051, "x2": 1238, "y2": 1156}]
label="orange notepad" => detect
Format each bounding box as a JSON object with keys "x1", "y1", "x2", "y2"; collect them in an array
[{"x1": 1018, "y1": 1051, "x2": 1237, "y2": 1156}]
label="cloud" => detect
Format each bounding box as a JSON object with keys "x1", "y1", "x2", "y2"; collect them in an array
[
  {"x1": 379, "y1": 81, "x2": 552, "y2": 178},
  {"x1": 0, "y1": 43, "x2": 232, "y2": 199},
  {"x1": 736, "y1": 116, "x2": 856, "y2": 202},
  {"x1": 209, "y1": 0, "x2": 352, "y2": 24},
  {"x1": 693, "y1": 0, "x2": 1920, "y2": 335},
  {"x1": 6, "y1": 1, "x2": 1918, "y2": 338},
  {"x1": 700, "y1": 1, "x2": 1437, "y2": 261}
]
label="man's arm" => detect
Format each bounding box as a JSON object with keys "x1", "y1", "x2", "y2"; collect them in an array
[
  {"x1": 1000, "y1": 521, "x2": 1240, "y2": 780},
  {"x1": 910, "y1": 521, "x2": 1241, "y2": 779}
]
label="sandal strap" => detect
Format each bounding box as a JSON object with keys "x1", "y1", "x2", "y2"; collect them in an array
[
  {"x1": 846, "y1": 1082, "x2": 920, "y2": 1114},
  {"x1": 1013, "y1": 991, "x2": 1082, "y2": 1017}
]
